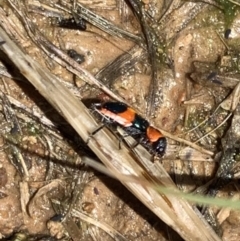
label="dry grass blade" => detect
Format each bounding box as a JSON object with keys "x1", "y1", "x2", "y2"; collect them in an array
[
  {"x1": 95, "y1": 45, "x2": 145, "y2": 86},
  {"x1": 160, "y1": 128, "x2": 214, "y2": 156},
  {"x1": 0, "y1": 27, "x2": 222, "y2": 241},
  {"x1": 60, "y1": 0, "x2": 142, "y2": 44},
  {"x1": 72, "y1": 209, "x2": 128, "y2": 241},
  {"x1": 127, "y1": 0, "x2": 160, "y2": 116}
]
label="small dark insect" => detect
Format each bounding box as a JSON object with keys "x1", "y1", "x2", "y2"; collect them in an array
[
  {"x1": 207, "y1": 72, "x2": 222, "y2": 85},
  {"x1": 93, "y1": 186, "x2": 99, "y2": 195},
  {"x1": 224, "y1": 29, "x2": 231, "y2": 39},
  {"x1": 50, "y1": 214, "x2": 64, "y2": 222},
  {"x1": 67, "y1": 49, "x2": 85, "y2": 64},
  {"x1": 93, "y1": 102, "x2": 167, "y2": 156},
  {"x1": 57, "y1": 17, "x2": 86, "y2": 30}
]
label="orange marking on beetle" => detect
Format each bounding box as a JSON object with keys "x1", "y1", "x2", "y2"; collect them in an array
[
  {"x1": 146, "y1": 126, "x2": 163, "y2": 142},
  {"x1": 117, "y1": 107, "x2": 136, "y2": 122}
]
